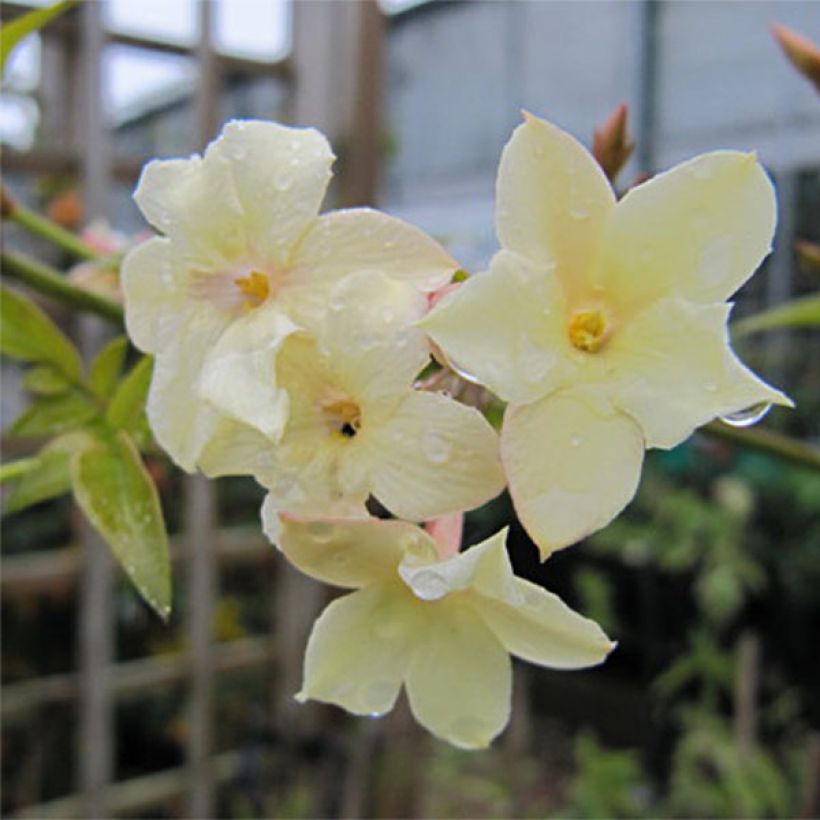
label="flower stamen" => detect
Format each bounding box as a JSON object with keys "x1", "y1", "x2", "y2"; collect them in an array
[
  {"x1": 568, "y1": 309, "x2": 607, "y2": 353},
  {"x1": 320, "y1": 392, "x2": 362, "y2": 439},
  {"x1": 234, "y1": 270, "x2": 270, "y2": 309}
]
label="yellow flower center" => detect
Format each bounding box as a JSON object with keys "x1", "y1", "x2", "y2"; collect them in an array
[
  {"x1": 320, "y1": 392, "x2": 362, "y2": 439},
  {"x1": 234, "y1": 271, "x2": 270, "y2": 309},
  {"x1": 568, "y1": 309, "x2": 607, "y2": 353}
]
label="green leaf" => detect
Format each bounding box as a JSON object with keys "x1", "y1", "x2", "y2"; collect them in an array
[
  {"x1": 1, "y1": 286, "x2": 82, "y2": 380},
  {"x1": 107, "y1": 356, "x2": 153, "y2": 436},
  {"x1": 8, "y1": 391, "x2": 98, "y2": 438},
  {"x1": 4, "y1": 431, "x2": 95, "y2": 513},
  {"x1": 71, "y1": 430, "x2": 171, "y2": 618},
  {"x1": 1, "y1": 1, "x2": 77, "y2": 74},
  {"x1": 23, "y1": 364, "x2": 71, "y2": 396},
  {"x1": 90, "y1": 336, "x2": 128, "y2": 398},
  {"x1": 731, "y1": 293, "x2": 820, "y2": 337}
]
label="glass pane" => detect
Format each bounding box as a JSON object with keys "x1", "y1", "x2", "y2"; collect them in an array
[
  {"x1": 104, "y1": 45, "x2": 196, "y2": 121},
  {"x1": 105, "y1": 0, "x2": 197, "y2": 45},
  {"x1": 213, "y1": 0, "x2": 290, "y2": 59}
]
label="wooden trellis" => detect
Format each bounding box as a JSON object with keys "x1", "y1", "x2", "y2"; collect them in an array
[{"x1": 1, "y1": 2, "x2": 386, "y2": 816}]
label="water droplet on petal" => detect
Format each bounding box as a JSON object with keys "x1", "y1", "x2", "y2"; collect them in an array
[
  {"x1": 719, "y1": 402, "x2": 772, "y2": 428},
  {"x1": 409, "y1": 569, "x2": 449, "y2": 601},
  {"x1": 448, "y1": 357, "x2": 482, "y2": 385},
  {"x1": 273, "y1": 169, "x2": 293, "y2": 191},
  {"x1": 571, "y1": 437, "x2": 582, "y2": 448},
  {"x1": 569, "y1": 203, "x2": 589, "y2": 220},
  {"x1": 422, "y1": 430, "x2": 452, "y2": 463},
  {"x1": 381, "y1": 307, "x2": 395, "y2": 323},
  {"x1": 703, "y1": 382, "x2": 718, "y2": 393}
]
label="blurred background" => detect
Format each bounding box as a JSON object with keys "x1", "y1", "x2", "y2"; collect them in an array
[{"x1": 1, "y1": 0, "x2": 819, "y2": 817}]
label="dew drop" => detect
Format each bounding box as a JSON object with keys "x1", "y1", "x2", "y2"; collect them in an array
[
  {"x1": 422, "y1": 430, "x2": 452, "y2": 463},
  {"x1": 409, "y1": 569, "x2": 449, "y2": 601},
  {"x1": 381, "y1": 307, "x2": 395, "y2": 323},
  {"x1": 703, "y1": 382, "x2": 718, "y2": 393},
  {"x1": 571, "y1": 436, "x2": 582, "y2": 448},
  {"x1": 719, "y1": 402, "x2": 772, "y2": 428},
  {"x1": 569, "y1": 203, "x2": 589, "y2": 220},
  {"x1": 273, "y1": 169, "x2": 294, "y2": 191}
]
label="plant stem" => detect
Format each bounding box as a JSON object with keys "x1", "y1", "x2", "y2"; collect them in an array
[
  {"x1": 701, "y1": 420, "x2": 820, "y2": 472},
  {"x1": 0, "y1": 457, "x2": 38, "y2": 484},
  {"x1": 1, "y1": 250, "x2": 124, "y2": 326},
  {"x1": 3, "y1": 189, "x2": 100, "y2": 262}
]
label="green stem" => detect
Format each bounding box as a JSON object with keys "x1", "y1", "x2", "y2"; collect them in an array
[
  {"x1": 0, "y1": 458, "x2": 38, "y2": 484},
  {"x1": 3, "y1": 191, "x2": 101, "y2": 262},
  {"x1": 1, "y1": 250, "x2": 124, "y2": 326},
  {"x1": 701, "y1": 420, "x2": 820, "y2": 472}
]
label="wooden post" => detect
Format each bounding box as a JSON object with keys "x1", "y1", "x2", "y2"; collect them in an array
[
  {"x1": 185, "y1": 9, "x2": 221, "y2": 818},
  {"x1": 75, "y1": 3, "x2": 114, "y2": 817}
]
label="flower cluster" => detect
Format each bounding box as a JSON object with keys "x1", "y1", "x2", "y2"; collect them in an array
[{"x1": 122, "y1": 115, "x2": 789, "y2": 748}]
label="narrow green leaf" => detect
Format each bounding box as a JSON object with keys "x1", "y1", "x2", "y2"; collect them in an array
[
  {"x1": 0, "y1": 458, "x2": 39, "y2": 485},
  {"x1": 23, "y1": 364, "x2": 71, "y2": 396},
  {"x1": 731, "y1": 293, "x2": 820, "y2": 337},
  {"x1": 1, "y1": 286, "x2": 82, "y2": 380},
  {"x1": 107, "y1": 356, "x2": 153, "y2": 436},
  {"x1": 1, "y1": 1, "x2": 77, "y2": 74},
  {"x1": 8, "y1": 391, "x2": 98, "y2": 438},
  {"x1": 71, "y1": 430, "x2": 171, "y2": 618},
  {"x1": 90, "y1": 336, "x2": 128, "y2": 398},
  {"x1": 4, "y1": 431, "x2": 95, "y2": 514}
]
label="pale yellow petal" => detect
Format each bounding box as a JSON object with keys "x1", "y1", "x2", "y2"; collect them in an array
[
  {"x1": 291, "y1": 207, "x2": 456, "y2": 292},
  {"x1": 121, "y1": 238, "x2": 188, "y2": 354},
  {"x1": 398, "y1": 528, "x2": 518, "y2": 604},
  {"x1": 320, "y1": 271, "x2": 431, "y2": 421},
  {"x1": 212, "y1": 120, "x2": 333, "y2": 267},
  {"x1": 278, "y1": 515, "x2": 417, "y2": 588},
  {"x1": 134, "y1": 152, "x2": 247, "y2": 270},
  {"x1": 365, "y1": 391, "x2": 505, "y2": 521},
  {"x1": 597, "y1": 151, "x2": 776, "y2": 315},
  {"x1": 606, "y1": 297, "x2": 792, "y2": 449},
  {"x1": 501, "y1": 389, "x2": 645, "y2": 557},
  {"x1": 198, "y1": 306, "x2": 299, "y2": 441},
  {"x1": 420, "y1": 250, "x2": 574, "y2": 404},
  {"x1": 496, "y1": 113, "x2": 615, "y2": 305},
  {"x1": 197, "y1": 418, "x2": 277, "y2": 479},
  {"x1": 474, "y1": 577, "x2": 615, "y2": 670},
  {"x1": 405, "y1": 599, "x2": 511, "y2": 749},
  {"x1": 297, "y1": 584, "x2": 418, "y2": 716},
  {"x1": 146, "y1": 306, "x2": 230, "y2": 471}
]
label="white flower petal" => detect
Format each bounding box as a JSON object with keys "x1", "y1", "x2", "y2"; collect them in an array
[
  {"x1": 197, "y1": 419, "x2": 277, "y2": 479},
  {"x1": 496, "y1": 113, "x2": 615, "y2": 306},
  {"x1": 420, "y1": 250, "x2": 574, "y2": 404},
  {"x1": 607, "y1": 297, "x2": 792, "y2": 449},
  {"x1": 297, "y1": 585, "x2": 418, "y2": 717},
  {"x1": 501, "y1": 389, "x2": 645, "y2": 557},
  {"x1": 398, "y1": 528, "x2": 517, "y2": 604},
  {"x1": 321, "y1": 271, "x2": 431, "y2": 420},
  {"x1": 212, "y1": 120, "x2": 333, "y2": 267},
  {"x1": 134, "y1": 152, "x2": 247, "y2": 270},
  {"x1": 198, "y1": 306, "x2": 299, "y2": 441},
  {"x1": 292, "y1": 208, "x2": 456, "y2": 293},
  {"x1": 475, "y1": 577, "x2": 615, "y2": 670},
  {"x1": 146, "y1": 306, "x2": 230, "y2": 471},
  {"x1": 365, "y1": 391, "x2": 505, "y2": 521},
  {"x1": 597, "y1": 151, "x2": 776, "y2": 315},
  {"x1": 405, "y1": 600, "x2": 511, "y2": 749},
  {"x1": 121, "y1": 237, "x2": 187, "y2": 354}
]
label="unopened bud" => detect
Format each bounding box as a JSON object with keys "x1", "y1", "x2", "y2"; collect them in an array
[
  {"x1": 47, "y1": 189, "x2": 85, "y2": 229},
  {"x1": 592, "y1": 103, "x2": 635, "y2": 183},
  {"x1": 772, "y1": 24, "x2": 820, "y2": 94},
  {"x1": 796, "y1": 239, "x2": 820, "y2": 273}
]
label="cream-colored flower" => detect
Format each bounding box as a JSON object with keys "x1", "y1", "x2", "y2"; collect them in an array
[
  {"x1": 199, "y1": 271, "x2": 505, "y2": 532},
  {"x1": 279, "y1": 515, "x2": 614, "y2": 749},
  {"x1": 122, "y1": 120, "x2": 457, "y2": 470},
  {"x1": 421, "y1": 113, "x2": 791, "y2": 557}
]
